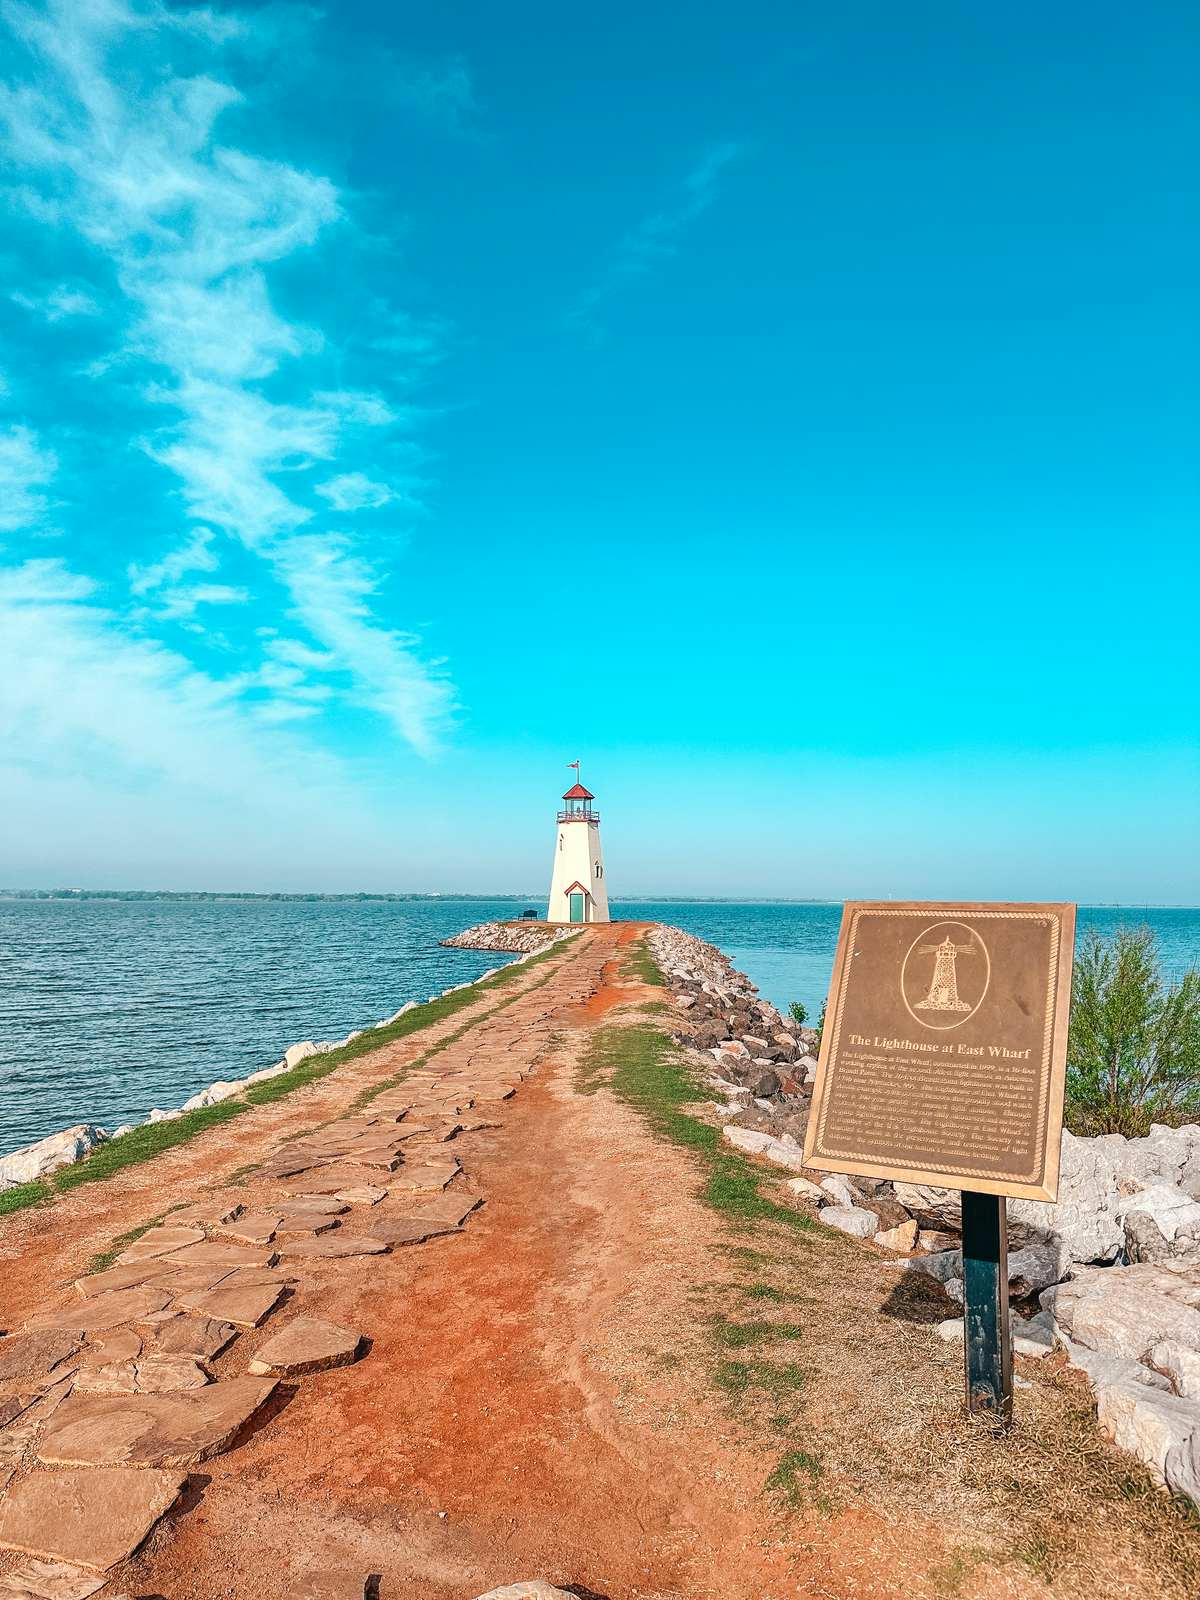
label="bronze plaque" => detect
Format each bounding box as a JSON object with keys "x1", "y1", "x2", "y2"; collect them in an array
[{"x1": 803, "y1": 902, "x2": 1075, "y2": 1202}]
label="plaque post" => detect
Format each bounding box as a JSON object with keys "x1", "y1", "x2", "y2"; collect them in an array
[{"x1": 961, "y1": 1190, "x2": 1012, "y2": 1427}]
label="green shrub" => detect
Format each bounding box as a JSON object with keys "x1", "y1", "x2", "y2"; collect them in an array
[
  {"x1": 1066, "y1": 927, "x2": 1200, "y2": 1137},
  {"x1": 787, "y1": 1000, "x2": 808, "y2": 1026}
]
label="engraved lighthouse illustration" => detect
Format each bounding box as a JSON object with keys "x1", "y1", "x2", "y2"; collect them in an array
[{"x1": 915, "y1": 933, "x2": 974, "y2": 1013}]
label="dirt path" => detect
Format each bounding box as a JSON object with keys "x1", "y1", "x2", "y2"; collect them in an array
[{"x1": 2, "y1": 926, "x2": 1194, "y2": 1600}]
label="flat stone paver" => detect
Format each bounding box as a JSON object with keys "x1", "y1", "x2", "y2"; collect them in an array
[
  {"x1": 27, "y1": 1288, "x2": 172, "y2": 1335},
  {"x1": 389, "y1": 1161, "x2": 459, "y2": 1193},
  {"x1": 0, "y1": 1466, "x2": 187, "y2": 1569},
  {"x1": 333, "y1": 1185, "x2": 386, "y2": 1206},
  {"x1": 215, "y1": 1213, "x2": 281, "y2": 1245},
  {"x1": 163, "y1": 1243, "x2": 277, "y2": 1271},
  {"x1": 73, "y1": 1263, "x2": 163, "y2": 1300},
  {"x1": 411, "y1": 1193, "x2": 483, "y2": 1227},
  {"x1": 148, "y1": 1314, "x2": 237, "y2": 1362},
  {"x1": 72, "y1": 1355, "x2": 209, "y2": 1395},
  {"x1": 0, "y1": 1558, "x2": 107, "y2": 1597},
  {"x1": 0, "y1": 1332, "x2": 81, "y2": 1386},
  {"x1": 178, "y1": 1282, "x2": 285, "y2": 1328},
  {"x1": 277, "y1": 1235, "x2": 388, "y2": 1261},
  {"x1": 289, "y1": 1575, "x2": 369, "y2": 1599},
  {"x1": 369, "y1": 1217, "x2": 460, "y2": 1247},
  {"x1": 36, "y1": 1376, "x2": 277, "y2": 1468},
  {"x1": 116, "y1": 1227, "x2": 205, "y2": 1265},
  {"x1": 247, "y1": 1316, "x2": 363, "y2": 1377}
]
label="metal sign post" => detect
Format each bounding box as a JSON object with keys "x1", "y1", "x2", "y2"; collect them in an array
[{"x1": 961, "y1": 1190, "x2": 1012, "y2": 1426}]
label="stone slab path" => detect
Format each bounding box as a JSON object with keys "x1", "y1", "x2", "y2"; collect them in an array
[{"x1": 0, "y1": 925, "x2": 1090, "y2": 1600}]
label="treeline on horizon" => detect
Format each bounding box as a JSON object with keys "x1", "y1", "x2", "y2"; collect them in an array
[{"x1": 0, "y1": 890, "x2": 843, "y2": 904}]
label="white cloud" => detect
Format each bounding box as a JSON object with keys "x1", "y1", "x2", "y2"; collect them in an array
[
  {"x1": 0, "y1": 423, "x2": 56, "y2": 533},
  {"x1": 128, "y1": 525, "x2": 218, "y2": 594},
  {"x1": 12, "y1": 282, "x2": 101, "y2": 320},
  {"x1": 276, "y1": 534, "x2": 453, "y2": 757},
  {"x1": 315, "y1": 472, "x2": 395, "y2": 512},
  {"x1": 0, "y1": 0, "x2": 453, "y2": 751},
  {"x1": 568, "y1": 141, "x2": 745, "y2": 335},
  {"x1": 156, "y1": 581, "x2": 249, "y2": 619}
]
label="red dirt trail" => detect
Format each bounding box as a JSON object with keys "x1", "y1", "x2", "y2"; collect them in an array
[{"x1": 1, "y1": 925, "x2": 986, "y2": 1600}]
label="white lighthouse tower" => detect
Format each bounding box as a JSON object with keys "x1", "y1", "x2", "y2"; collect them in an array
[{"x1": 547, "y1": 772, "x2": 610, "y2": 924}]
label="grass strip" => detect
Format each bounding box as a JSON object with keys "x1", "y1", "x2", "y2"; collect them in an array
[
  {"x1": 578, "y1": 1020, "x2": 818, "y2": 1233},
  {"x1": 621, "y1": 940, "x2": 666, "y2": 986},
  {"x1": 0, "y1": 936, "x2": 577, "y2": 1222}
]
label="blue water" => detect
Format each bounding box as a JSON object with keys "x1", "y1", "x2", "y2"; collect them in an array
[{"x1": 1, "y1": 897, "x2": 1196, "y2": 1153}]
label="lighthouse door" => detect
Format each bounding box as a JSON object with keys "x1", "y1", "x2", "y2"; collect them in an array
[{"x1": 569, "y1": 892, "x2": 585, "y2": 924}]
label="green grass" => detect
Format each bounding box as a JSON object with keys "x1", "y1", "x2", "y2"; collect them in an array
[
  {"x1": 87, "y1": 1210, "x2": 170, "y2": 1274},
  {"x1": 714, "y1": 1357, "x2": 806, "y2": 1405},
  {"x1": 0, "y1": 936, "x2": 576, "y2": 1224},
  {"x1": 710, "y1": 1314, "x2": 803, "y2": 1350},
  {"x1": 621, "y1": 939, "x2": 666, "y2": 987},
  {"x1": 764, "y1": 1448, "x2": 823, "y2": 1510},
  {"x1": 55, "y1": 1102, "x2": 248, "y2": 1194},
  {"x1": 578, "y1": 1022, "x2": 818, "y2": 1236},
  {"x1": 741, "y1": 1282, "x2": 803, "y2": 1305},
  {"x1": 0, "y1": 1179, "x2": 51, "y2": 1216}
]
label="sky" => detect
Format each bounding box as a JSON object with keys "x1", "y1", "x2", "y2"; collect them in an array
[{"x1": 0, "y1": 0, "x2": 1196, "y2": 902}]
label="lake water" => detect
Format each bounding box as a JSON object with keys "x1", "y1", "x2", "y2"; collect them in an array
[{"x1": 1, "y1": 897, "x2": 1197, "y2": 1153}]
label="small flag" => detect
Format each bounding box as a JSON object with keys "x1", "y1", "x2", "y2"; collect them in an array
[{"x1": 567, "y1": 759, "x2": 580, "y2": 770}]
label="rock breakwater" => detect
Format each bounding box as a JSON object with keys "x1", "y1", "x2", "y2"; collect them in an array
[
  {"x1": 440, "y1": 921, "x2": 571, "y2": 955},
  {"x1": 651, "y1": 922, "x2": 1200, "y2": 1506}
]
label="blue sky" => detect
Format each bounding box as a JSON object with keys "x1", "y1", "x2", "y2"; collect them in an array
[{"x1": 0, "y1": 0, "x2": 1196, "y2": 901}]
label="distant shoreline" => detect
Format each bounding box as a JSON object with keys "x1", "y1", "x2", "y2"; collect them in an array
[{"x1": 0, "y1": 891, "x2": 1195, "y2": 910}]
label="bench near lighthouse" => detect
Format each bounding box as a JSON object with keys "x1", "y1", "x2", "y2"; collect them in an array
[{"x1": 547, "y1": 774, "x2": 610, "y2": 924}]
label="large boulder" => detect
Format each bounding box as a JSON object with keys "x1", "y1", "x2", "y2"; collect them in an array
[
  {"x1": 1094, "y1": 1377, "x2": 1200, "y2": 1503},
  {"x1": 0, "y1": 1124, "x2": 109, "y2": 1187},
  {"x1": 1117, "y1": 1184, "x2": 1200, "y2": 1265},
  {"x1": 820, "y1": 1205, "x2": 879, "y2": 1239},
  {"x1": 1041, "y1": 1263, "x2": 1200, "y2": 1362},
  {"x1": 895, "y1": 1129, "x2": 1126, "y2": 1266}
]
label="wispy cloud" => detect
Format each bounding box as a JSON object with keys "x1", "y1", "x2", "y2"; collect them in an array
[
  {"x1": 0, "y1": 0, "x2": 454, "y2": 754},
  {"x1": 0, "y1": 423, "x2": 56, "y2": 533},
  {"x1": 316, "y1": 472, "x2": 398, "y2": 513},
  {"x1": 12, "y1": 282, "x2": 101, "y2": 321},
  {"x1": 567, "y1": 141, "x2": 744, "y2": 337}
]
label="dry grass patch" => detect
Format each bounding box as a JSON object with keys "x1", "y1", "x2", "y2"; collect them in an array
[{"x1": 589, "y1": 1009, "x2": 1200, "y2": 1599}]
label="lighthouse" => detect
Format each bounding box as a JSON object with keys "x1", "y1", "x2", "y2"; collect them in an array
[{"x1": 546, "y1": 774, "x2": 610, "y2": 924}]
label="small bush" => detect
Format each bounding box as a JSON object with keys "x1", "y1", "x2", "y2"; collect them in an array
[
  {"x1": 1066, "y1": 927, "x2": 1200, "y2": 1137},
  {"x1": 787, "y1": 1000, "x2": 808, "y2": 1026}
]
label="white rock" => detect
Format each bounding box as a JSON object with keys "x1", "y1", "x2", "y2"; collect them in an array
[
  {"x1": 1116, "y1": 1183, "x2": 1200, "y2": 1241},
  {"x1": 244, "y1": 1062, "x2": 289, "y2": 1085},
  {"x1": 1041, "y1": 1263, "x2": 1200, "y2": 1362},
  {"x1": 819, "y1": 1205, "x2": 879, "y2": 1239},
  {"x1": 819, "y1": 1175, "x2": 858, "y2": 1208},
  {"x1": 721, "y1": 1126, "x2": 775, "y2": 1157},
  {"x1": 284, "y1": 1041, "x2": 319, "y2": 1070},
  {"x1": 1054, "y1": 1332, "x2": 1171, "y2": 1394},
  {"x1": 901, "y1": 1248, "x2": 963, "y2": 1284},
  {"x1": 937, "y1": 1318, "x2": 964, "y2": 1341},
  {"x1": 784, "y1": 1176, "x2": 826, "y2": 1203},
  {"x1": 472, "y1": 1585, "x2": 576, "y2": 1599},
  {"x1": 1095, "y1": 1377, "x2": 1200, "y2": 1503},
  {"x1": 111, "y1": 1125, "x2": 135, "y2": 1139},
  {"x1": 0, "y1": 1124, "x2": 109, "y2": 1186},
  {"x1": 145, "y1": 1108, "x2": 181, "y2": 1124},
  {"x1": 1007, "y1": 1241, "x2": 1071, "y2": 1297},
  {"x1": 1149, "y1": 1340, "x2": 1200, "y2": 1399},
  {"x1": 874, "y1": 1220, "x2": 918, "y2": 1253},
  {"x1": 944, "y1": 1277, "x2": 964, "y2": 1303}
]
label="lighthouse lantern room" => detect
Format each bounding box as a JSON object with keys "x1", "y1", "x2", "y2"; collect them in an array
[{"x1": 547, "y1": 775, "x2": 610, "y2": 924}]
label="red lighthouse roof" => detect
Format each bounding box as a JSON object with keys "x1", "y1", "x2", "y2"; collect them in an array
[{"x1": 562, "y1": 781, "x2": 594, "y2": 801}]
